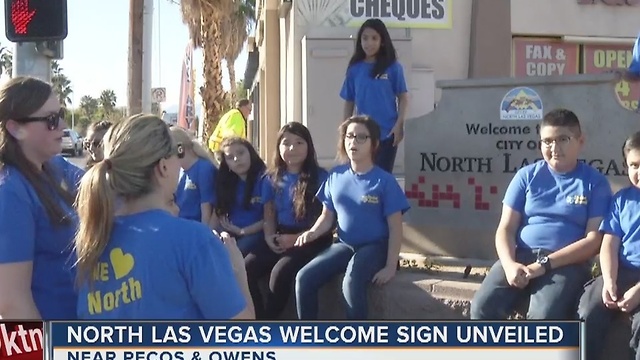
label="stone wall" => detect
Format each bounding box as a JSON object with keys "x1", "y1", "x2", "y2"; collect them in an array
[{"x1": 402, "y1": 74, "x2": 638, "y2": 260}]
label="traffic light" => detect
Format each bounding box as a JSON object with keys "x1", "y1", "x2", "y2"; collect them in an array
[{"x1": 4, "y1": 0, "x2": 68, "y2": 42}]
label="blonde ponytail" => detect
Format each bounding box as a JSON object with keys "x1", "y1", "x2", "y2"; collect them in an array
[
  {"x1": 74, "y1": 159, "x2": 115, "y2": 286},
  {"x1": 75, "y1": 114, "x2": 178, "y2": 286}
]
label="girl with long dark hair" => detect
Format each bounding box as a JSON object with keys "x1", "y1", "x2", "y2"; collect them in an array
[
  {"x1": 244, "y1": 122, "x2": 333, "y2": 319},
  {"x1": 340, "y1": 18, "x2": 409, "y2": 173}
]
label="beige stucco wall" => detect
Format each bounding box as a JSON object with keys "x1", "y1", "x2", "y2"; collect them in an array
[
  {"x1": 257, "y1": 0, "x2": 640, "y2": 169},
  {"x1": 511, "y1": 0, "x2": 640, "y2": 37},
  {"x1": 270, "y1": 0, "x2": 473, "y2": 173}
]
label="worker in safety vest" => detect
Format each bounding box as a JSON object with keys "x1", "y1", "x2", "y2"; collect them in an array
[{"x1": 208, "y1": 99, "x2": 252, "y2": 151}]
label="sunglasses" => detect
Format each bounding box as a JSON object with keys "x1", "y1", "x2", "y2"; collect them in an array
[
  {"x1": 83, "y1": 139, "x2": 102, "y2": 150},
  {"x1": 15, "y1": 108, "x2": 65, "y2": 131}
]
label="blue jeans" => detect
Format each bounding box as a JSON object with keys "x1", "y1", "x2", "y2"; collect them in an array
[
  {"x1": 470, "y1": 248, "x2": 589, "y2": 320},
  {"x1": 295, "y1": 240, "x2": 388, "y2": 320},
  {"x1": 578, "y1": 267, "x2": 640, "y2": 360},
  {"x1": 236, "y1": 232, "x2": 265, "y2": 257},
  {"x1": 375, "y1": 135, "x2": 397, "y2": 173}
]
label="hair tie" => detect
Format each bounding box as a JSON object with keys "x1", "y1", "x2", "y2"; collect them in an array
[{"x1": 103, "y1": 159, "x2": 112, "y2": 170}]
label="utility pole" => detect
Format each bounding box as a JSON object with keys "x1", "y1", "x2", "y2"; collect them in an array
[
  {"x1": 12, "y1": 42, "x2": 52, "y2": 82},
  {"x1": 141, "y1": 0, "x2": 153, "y2": 114},
  {"x1": 128, "y1": 0, "x2": 144, "y2": 116}
]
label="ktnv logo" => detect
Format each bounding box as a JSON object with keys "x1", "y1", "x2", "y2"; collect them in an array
[{"x1": 0, "y1": 323, "x2": 43, "y2": 358}]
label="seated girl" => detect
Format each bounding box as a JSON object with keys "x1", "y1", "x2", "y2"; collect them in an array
[{"x1": 211, "y1": 137, "x2": 272, "y2": 256}]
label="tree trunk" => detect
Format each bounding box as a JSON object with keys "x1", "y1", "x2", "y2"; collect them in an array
[
  {"x1": 200, "y1": 15, "x2": 226, "y2": 144},
  {"x1": 227, "y1": 61, "x2": 237, "y2": 102}
]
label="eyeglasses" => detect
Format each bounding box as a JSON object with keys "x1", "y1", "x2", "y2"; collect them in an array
[
  {"x1": 541, "y1": 135, "x2": 572, "y2": 148},
  {"x1": 345, "y1": 133, "x2": 370, "y2": 144},
  {"x1": 15, "y1": 108, "x2": 65, "y2": 131}
]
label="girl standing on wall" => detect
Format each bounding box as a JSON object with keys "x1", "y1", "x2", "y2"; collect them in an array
[
  {"x1": 340, "y1": 18, "x2": 409, "y2": 173},
  {"x1": 211, "y1": 137, "x2": 272, "y2": 256},
  {"x1": 74, "y1": 114, "x2": 253, "y2": 319},
  {"x1": 295, "y1": 116, "x2": 410, "y2": 320},
  {"x1": 0, "y1": 76, "x2": 85, "y2": 319},
  {"x1": 170, "y1": 127, "x2": 217, "y2": 224},
  {"x1": 245, "y1": 122, "x2": 334, "y2": 319}
]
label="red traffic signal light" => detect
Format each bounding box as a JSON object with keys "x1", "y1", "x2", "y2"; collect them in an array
[{"x1": 4, "y1": 0, "x2": 68, "y2": 42}]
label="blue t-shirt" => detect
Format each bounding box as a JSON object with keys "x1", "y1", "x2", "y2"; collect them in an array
[
  {"x1": 175, "y1": 158, "x2": 217, "y2": 221},
  {"x1": 340, "y1": 61, "x2": 408, "y2": 138},
  {"x1": 0, "y1": 155, "x2": 84, "y2": 319},
  {"x1": 269, "y1": 169, "x2": 329, "y2": 228},
  {"x1": 214, "y1": 174, "x2": 273, "y2": 228},
  {"x1": 76, "y1": 209, "x2": 246, "y2": 319},
  {"x1": 503, "y1": 160, "x2": 611, "y2": 252},
  {"x1": 600, "y1": 186, "x2": 640, "y2": 269},
  {"x1": 50, "y1": 155, "x2": 85, "y2": 190},
  {"x1": 317, "y1": 164, "x2": 410, "y2": 246}
]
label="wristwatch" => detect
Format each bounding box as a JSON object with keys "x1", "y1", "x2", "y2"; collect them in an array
[{"x1": 537, "y1": 256, "x2": 552, "y2": 272}]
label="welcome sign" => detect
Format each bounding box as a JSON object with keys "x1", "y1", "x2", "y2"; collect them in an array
[
  {"x1": 296, "y1": 0, "x2": 453, "y2": 29},
  {"x1": 403, "y1": 74, "x2": 636, "y2": 260}
]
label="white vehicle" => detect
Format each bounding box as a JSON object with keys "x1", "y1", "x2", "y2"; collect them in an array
[{"x1": 62, "y1": 129, "x2": 84, "y2": 157}]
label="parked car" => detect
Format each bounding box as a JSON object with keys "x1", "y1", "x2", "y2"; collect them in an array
[{"x1": 62, "y1": 129, "x2": 83, "y2": 157}]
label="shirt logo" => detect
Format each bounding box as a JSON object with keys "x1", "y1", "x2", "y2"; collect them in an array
[
  {"x1": 566, "y1": 195, "x2": 588, "y2": 205},
  {"x1": 250, "y1": 196, "x2": 263, "y2": 204},
  {"x1": 361, "y1": 195, "x2": 379, "y2": 204},
  {"x1": 185, "y1": 179, "x2": 197, "y2": 190},
  {"x1": 376, "y1": 73, "x2": 389, "y2": 80},
  {"x1": 88, "y1": 247, "x2": 142, "y2": 315}
]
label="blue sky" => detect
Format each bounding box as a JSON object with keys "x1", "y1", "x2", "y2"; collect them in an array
[{"x1": 0, "y1": 0, "x2": 248, "y2": 111}]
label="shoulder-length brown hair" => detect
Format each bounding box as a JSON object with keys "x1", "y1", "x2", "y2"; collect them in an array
[{"x1": 336, "y1": 115, "x2": 381, "y2": 163}]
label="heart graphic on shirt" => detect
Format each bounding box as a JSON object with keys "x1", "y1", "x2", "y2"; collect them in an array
[{"x1": 110, "y1": 248, "x2": 135, "y2": 280}]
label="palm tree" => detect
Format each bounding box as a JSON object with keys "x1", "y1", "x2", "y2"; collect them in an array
[
  {"x1": 79, "y1": 95, "x2": 99, "y2": 118},
  {"x1": 180, "y1": 0, "x2": 235, "y2": 143},
  {"x1": 99, "y1": 89, "x2": 117, "y2": 115},
  {"x1": 51, "y1": 61, "x2": 73, "y2": 107},
  {"x1": 221, "y1": 0, "x2": 255, "y2": 100}
]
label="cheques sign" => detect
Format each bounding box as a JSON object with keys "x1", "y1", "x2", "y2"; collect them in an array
[{"x1": 296, "y1": 0, "x2": 452, "y2": 29}]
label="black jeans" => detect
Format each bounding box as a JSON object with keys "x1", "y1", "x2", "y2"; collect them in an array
[
  {"x1": 244, "y1": 225, "x2": 333, "y2": 320},
  {"x1": 578, "y1": 266, "x2": 640, "y2": 360},
  {"x1": 375, "y1": 135, "x2": 398, "y2": 173}
]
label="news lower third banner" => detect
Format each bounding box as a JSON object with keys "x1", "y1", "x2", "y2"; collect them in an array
[{"x1": 48, "y1": 321, "x2": 583, "y2": 360}]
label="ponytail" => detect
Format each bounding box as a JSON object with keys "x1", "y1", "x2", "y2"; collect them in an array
[{"x1": 74, "y1": 159, "x2": 115, "y2": 286}]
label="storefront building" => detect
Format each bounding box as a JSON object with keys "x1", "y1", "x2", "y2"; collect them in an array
[{"x1": 243, "y1": 0, "x2": 640, "y2": 171}]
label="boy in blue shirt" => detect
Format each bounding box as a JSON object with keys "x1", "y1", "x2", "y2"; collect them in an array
[
  {"x1": 471, "y1": 108, "x2": 612, "y2": 320},
  {"x1": 578, "y1": 131, "x2": 640, "y2": 360}
]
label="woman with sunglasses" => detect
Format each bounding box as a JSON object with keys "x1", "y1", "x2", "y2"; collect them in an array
[
  {"x1": 84, "y1": 120, "x2": 113, "y2": 170},
  {"x1": 74, "y1": 114, "x2": 253, "y2": 319},
  {"x1": 0, "y1": 76, "x2": 85, "y2": 319}
]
